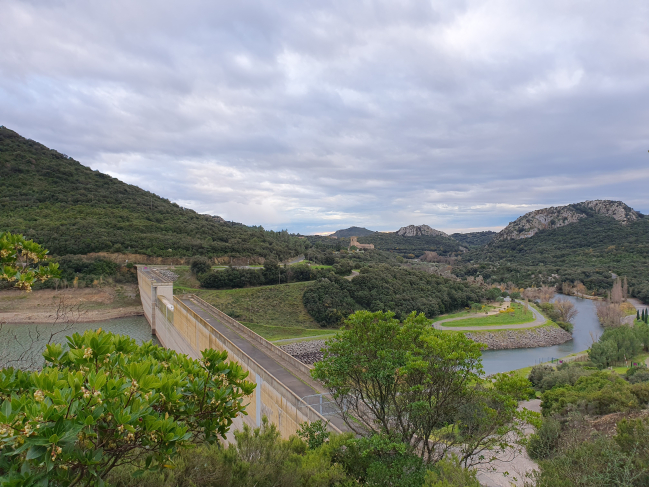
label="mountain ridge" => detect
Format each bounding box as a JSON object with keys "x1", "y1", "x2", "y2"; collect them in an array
[{"x1": 493, "y1": 200, "x2": 642, "y2": 243}]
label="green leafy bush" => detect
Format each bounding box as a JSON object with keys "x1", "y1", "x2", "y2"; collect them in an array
[{"x1": 0, "y1": 330, "x2": 254, "y2": 485}]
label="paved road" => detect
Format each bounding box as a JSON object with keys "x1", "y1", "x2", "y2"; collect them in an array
[{"x1": 433, "y1": 301, "x2": 546, "y2": 331}]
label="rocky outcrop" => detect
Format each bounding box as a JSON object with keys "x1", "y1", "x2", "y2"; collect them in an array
[
  {"x1": 580, "y1": 200, "x2": 640, "y2": 224},
  {"x1": 396, "y1": 224, "x2": 449, "y2": 237},
  {"x1": 493, "y1": 200, "x2": 641, "y2": 243},
  {"x1": 464, "y1": 326, "x2": 572, "y2": 350}
]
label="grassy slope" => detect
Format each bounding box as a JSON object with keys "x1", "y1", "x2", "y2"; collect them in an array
[
  {"x1": 194, "y1": 281, "x2": 324, "y2": 339},
  {"x1": 442, "y1": 303, "x2": 535, "y2": 327}
]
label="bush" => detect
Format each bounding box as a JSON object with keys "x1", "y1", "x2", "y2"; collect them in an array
[
  {"x1": 527, "y1": 417, "x2": 562, "y2": 460},
  {"x1": 190, "y1": 256, "x2": 211, "y2": 275},
  {"x1": 629, "y1": 370, "x2": 649, "y2": 384},
  {"x1": 108, "y1": 418, "x2": 349, "y2": 487},
  {"x1": 423, "y1": 456, "x2": 480, "y2": 487},
  {"x1": 541, "y1": 372, "x2": 639, "y2": 416},
  {"x1": 0, "y1": 330, "x2": 255, "y2": 485},
  {"x1": 556, "y1": 321, "x2": 574, "y2": 333}
]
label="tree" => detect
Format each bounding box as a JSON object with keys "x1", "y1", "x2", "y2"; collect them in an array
[
  {"x1": 0, "y1": 232, "x2": 60, "y2": 291},
  {"x1": 0, "y1": 330, "x2": 255, "y2": 485},
  {"x1": 553, "y1": 298, "x2": 578, "y2": 323},
  {"x1": 312, "y1": 310, "x2": 534, "y2": 465},
  {"x1": 190, "y1": 256, "x2": 211, "y2": 275}
]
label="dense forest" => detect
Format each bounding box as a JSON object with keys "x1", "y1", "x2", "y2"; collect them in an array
[
  {"x1": 456, "y1": 215, "x2": 649, "y2": 302},
  {"x1": 0, "y1": 127, "x2": 307, "y2": 260},
  {"x1": 303, "y1": 265, "x2": 485, "y2": 326},
  {"x1": 355, "y1": 232, "x2": 462, "y2": 257},
  {"x1": 450, "y1": 231, "x2": 496, "y2": 247}
]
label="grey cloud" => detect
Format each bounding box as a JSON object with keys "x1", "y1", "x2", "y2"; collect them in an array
[{"x1": 1, "y1": 0, "x2": 648, "y2": 233}]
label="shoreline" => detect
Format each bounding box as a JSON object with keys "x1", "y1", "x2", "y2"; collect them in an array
[{"x1": 0, "y1": 306, "x2": 144, "y2": 324}]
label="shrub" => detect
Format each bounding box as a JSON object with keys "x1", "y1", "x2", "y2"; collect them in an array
[
  {"x1": 527, "y1": 417, "x2": 562, "y2": 460},
  {"x1": 190, "y1": 256, "x2": 211, "y2": 275},
  {"x1": 556, "y1": 321, "x2": 574, "y2": 333},
  {"x1": 0, "y1": 330, "x2": 255, "y2": 485}
]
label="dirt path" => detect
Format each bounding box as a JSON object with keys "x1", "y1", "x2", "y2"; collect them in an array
[
  {"x1": 344, "y1": 270, "x2": 360, "y2": 281},
  {"x1": 434, "y1": 301, "x2": 546, "y2": 331}
]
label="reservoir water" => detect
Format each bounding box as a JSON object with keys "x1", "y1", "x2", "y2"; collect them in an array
[
  {"x1": 1, "y1": 296, "x2": 603, "y2": 375},
  {"x1": 0, "y1": 316, "x2": 156, "y2": 368},
  {"x1": 480, "y1": 295, "x2": 604, "y2": 375}
]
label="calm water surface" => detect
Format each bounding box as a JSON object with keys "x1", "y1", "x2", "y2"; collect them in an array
[
  {"x1": 480, "y1": 295, "x2": 603, "y2": 375},
  {"x1": 0, "y1": 316, "x2": 157, "y2": 367}
]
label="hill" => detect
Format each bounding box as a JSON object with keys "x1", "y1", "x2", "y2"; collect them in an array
[
  {"x1": 457, "y1": 201, "x2": 649, "y2": 302},
  {"x1": 493, "y1": 200, "x2": 640, "y2": 243},
  {"x1": 451, "y1": 231, "x2": 496, "y2": 247},
  {"x1": 330, "y1": 226, "x2": 375, "y2": 238},
  {"x1": 396, "y1": 224, "x2": 449, "y2": 237},
  {"x1": 355, "y1": 232, "x2": 462, "y2": 257},
  {"x1": 0, "y1": 127, "x2": 307, "y2": 260}
]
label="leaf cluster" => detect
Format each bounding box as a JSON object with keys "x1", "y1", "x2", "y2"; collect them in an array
[{"x1": 0, "y1": 330, "x2": 255, "y2": 485}]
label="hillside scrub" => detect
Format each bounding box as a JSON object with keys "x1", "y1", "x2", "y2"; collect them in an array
[
  {"x1": 0, "y1": 127, "x2": 308, "y2": 260},
  {"x1": 303, "y1": 265, "x2": 485, "y2": 326},
  {"x1": 456, "y1": 213, "x2": 649, "y2": 304}
]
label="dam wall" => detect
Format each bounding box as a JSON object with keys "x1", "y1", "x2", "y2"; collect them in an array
[{"x1": 137, "y1": 266, "x2": 341, "y2": 438}]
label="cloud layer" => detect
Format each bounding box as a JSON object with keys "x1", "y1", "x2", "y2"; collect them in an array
[{"x1": 2, "y1": 0, "x2": 648, "y2": 233}]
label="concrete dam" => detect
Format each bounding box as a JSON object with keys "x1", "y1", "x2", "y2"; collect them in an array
[{"x1": 137, "y1": 265, "x2": 342, "y2": 438}]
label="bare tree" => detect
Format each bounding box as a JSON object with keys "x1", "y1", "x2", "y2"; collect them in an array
[
  {"x1": 0, "y1": 297, "x2": 84, "y2": 370},
  {"x1": 539, "y1": 286, "x2": 556, "y2": 303},
  {"x1": 553, "y1": 298, "x2": 578, "y2": 322},
  {"x1": 561, "y1": 281, "x2": 573, "y2": 296},
  {"x1": 611, "y1": 278, "x2": 623, "y2": 304},
  {"x1": 574, "y1": 281, "x2": 587, "y2": 298},
  {"x1": 595, "y1": 300, "x2": 623, "y2": 327}
]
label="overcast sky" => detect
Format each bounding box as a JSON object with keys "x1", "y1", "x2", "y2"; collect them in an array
[{"x1": 2, "y1": 0, "x2": 648, "y2": 234}]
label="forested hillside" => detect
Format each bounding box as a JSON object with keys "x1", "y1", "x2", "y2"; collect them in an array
[
  {"x1": 0, "y1": 127, "x2": 307, "y2": 259},
  {"x1": 457, "y1": 214, "x2": 649, "y2": 302},
  {"x1": 355, "y1": 232, "x2": 462, "y2": 257},
  {"x1": 330, "y1": 226, "x2": 375, "y2": 237},
  {"x1": 303, "y1": 265, "x2": 484, "y2": 326},
  {"x1": 451, "y1": 231, "x2": 496, "y2": 247}
]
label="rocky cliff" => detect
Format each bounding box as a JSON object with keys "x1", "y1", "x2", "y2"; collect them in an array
[
  {"x1": 493, "y1": 200, "x2": 641, "y2": 243},
  {"x1": 396, "y1": 224, "x2": 449, "y2": 237}
]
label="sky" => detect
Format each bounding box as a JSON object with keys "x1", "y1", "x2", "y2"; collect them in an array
[{"x1": 2, "y1": 0, "x2": 648, "y2": 235}]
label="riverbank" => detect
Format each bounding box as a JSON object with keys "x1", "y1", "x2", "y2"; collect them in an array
[
  {"x1": 464, "y1": 324, "x2": 572, "y2": 350},
  {"x1": 0, "y1": 286, "x2": 143, "y2": 324}
]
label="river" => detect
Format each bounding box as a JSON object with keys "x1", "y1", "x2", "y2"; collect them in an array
[{"x1": 480, "y1": 294, "x2": 604, "y2": 375}]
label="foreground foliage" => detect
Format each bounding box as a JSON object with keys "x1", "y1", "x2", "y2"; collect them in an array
[
  {"x1": 0, "y1": 232, "x2": 60, "y2": 291},
  {"x1": 108, "y1": 419, "x2": 480, "y2": 487},
  {"x1": 0, "y1": 331, "x2": 255, "y2": 486},
  {"x1": 313, "y1": 310, "x2": 537, "y2": 466}
]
